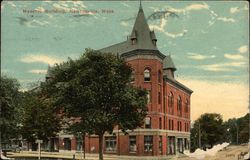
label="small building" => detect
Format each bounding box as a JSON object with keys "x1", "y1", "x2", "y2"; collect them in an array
[{"x1": 46, "y1": 2, "x2": 192, "y2": 156}]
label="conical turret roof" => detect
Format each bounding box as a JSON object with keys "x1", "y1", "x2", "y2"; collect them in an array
[
  {"x1": 163, "y1": 55, "x2": 176, "y2": 71},
  {"x1": 130, "y1": 3, "x2": 157, "y2": 50}
]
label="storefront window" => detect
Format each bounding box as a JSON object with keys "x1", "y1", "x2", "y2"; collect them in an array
[
  {"x1": 63, "y1": 138, "x2": 71, "y2": 151},
  {"x1": 159, "y1": 136, "x2": 162, "y2": 153},
  {"x1": 105, "y1": 136, "x2": 116, "y2": 152},
  {"x1": 129, "y1": 136, "x2": 136, "y2": 152},
  {"x1": 167, "y1": 136, "x2": 175, "y2": 155},
  {"x1": 144, "y1": 135, "x2": 153, "y2": 152}
]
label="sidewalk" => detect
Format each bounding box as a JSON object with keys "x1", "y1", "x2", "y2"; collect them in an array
[{"x1": 7, "y1": 151, "x2": 185, "y2": 160}]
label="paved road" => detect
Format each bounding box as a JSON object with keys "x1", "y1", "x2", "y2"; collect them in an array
[{"x1": 7, "y1": 144, "x2": 249, "y2": 160}]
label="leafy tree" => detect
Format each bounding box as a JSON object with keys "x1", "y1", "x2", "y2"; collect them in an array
[
  {"x1": 191, "y1": 113, "x2": 226, "y2": 151},
  {"x1": 237, "y1": 113, "x2": 249, "y2": 144},
  {"x1": 42, "y1": 49, "x2": 148, "y2": 160},
  {"x1": 224, "y1": 113, "x2": 249, "y2": 144},
  {"x1": 19, "y1": 90, "x2": 61, "y2": 145},
  {"x1": 0, "y1": 76, "x2": 20, "y2": 146}
]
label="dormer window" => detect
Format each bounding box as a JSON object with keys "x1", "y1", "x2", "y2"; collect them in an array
[
  {"x1": 131, "y1": 30, "x2": 137, "y2": 45},
  {"x1": 144, "y1": 68, "x2": 151, "y2": 82}
]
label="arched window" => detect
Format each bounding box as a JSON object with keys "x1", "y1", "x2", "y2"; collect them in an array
[
  {"x1": 185, "y1": 99, "x2": 188, "y2": 113},
  {"x1": 147, "y1": 90, "x2": 151, "y2": 104},
  {"x1": 177, "y1": 96, "x2": 182, "y2": 116},
  {"x1": 144, "y1": 68, "x2": 151, "y2": 82},
  {"x1": 145, "y1": 117, "x2": 151, "y2": 128},
  {"x1": 158, "y1": 70, "x2": 162, "y2": 83},
  {"x1": 131, "y1": 69, "x2": 135, "y2": 82},
  {"x1": 168, "y1": 92, "x2": 174, "y2": 114}
]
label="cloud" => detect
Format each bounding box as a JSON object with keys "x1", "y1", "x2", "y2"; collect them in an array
[
  {"x1": 149, "y1": 18, "x2": 187, "y2": 39},
  {"x1": 238, "y1": 45, "x2": 248, "y2": 54},
  {"x1": 120, "y1": 21, "x2": 129, "y2": 27},
  {"x1": 121, "y1": 2, "x2": 130, "y2": 8},
  {"x1": 28, "y1": 69, "x2": 47, "y2": 74},
  {"x1": 35, "y1": 6, "x2": 45, "y2": 12},
  {"x1": 178, "y1": 78, "x2": 249, "y2": 121},
  {"x1": 52, "y1": 1, "x2": 86, "y2": 12},
  {"x1": 200, "y1": 62, "x2": 247, "y2": 72},
  {"x1": 230, "y1": 7, "x2": 240, "y2": 14},
  {"x1": 7, "y1": 1, "x2": 16, "y2": 8},
  {"x1": 185, "y1": 3, "x2": 209, "y2": 11},
  {"x1": 167, "y1": 3, "x2": 209, "y2": 14},
  {"x1": 16, "y1": 17, "x2": 50, "y2": 27},
  {"x1": 217, "y1": 17, "x2": 235, "y2": 23},
  {"x1": 230, "y1": 4, "x2": 249, "y2": 14},
  {"x1": 164, "y1": 29, "x2": 188, "y2": 38},
  {"x1": 187, "y1": 52, "x2": 216, "y2": 60},
  {"x1": 20, "y1": 54, "x2": 63, "y2": 65},
  {"x1": 224, "y1": 53, "x2": 244, "y2": 60}
]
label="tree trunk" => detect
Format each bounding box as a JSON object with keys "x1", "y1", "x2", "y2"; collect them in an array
[{"x1": 98, "y1": 134, "x2": 104, "y2": 160}]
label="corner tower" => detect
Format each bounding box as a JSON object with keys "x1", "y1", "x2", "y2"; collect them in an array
[{"x1": 97, "y1": 1, "x2": 192, "y2": 156}]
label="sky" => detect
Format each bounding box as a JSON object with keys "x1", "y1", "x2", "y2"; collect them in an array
[{"x1": 1, "y1": 1, "x2": 249, "y2": 121}]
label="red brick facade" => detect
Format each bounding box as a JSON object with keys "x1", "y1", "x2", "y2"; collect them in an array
[
  {"x1": 53, "y1": 54, "x2": 192, "y2": 156},
  {"x1": 48, "y1": 3, "x2": 192, "y2": 156}
]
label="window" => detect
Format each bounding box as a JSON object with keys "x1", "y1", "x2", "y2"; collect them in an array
[
  {"x1": 131, "y1": 69, "x2": 135, "y2": 82},
  {"x1": 63, "y1": 138, "x2": 71, "y2": 151},
  {"x1": 159, "y1": 117, "x2": 162, "y2": 129},
  {"x1": 144, "y1": 136, "x2": 153, "y2": 152},
  {"x1": 158, "y1": 70, "x2": 162, "y2": 83},
  {"x1": 76, "y1": 137, "x2": 82, "y2": 151},
  {"x1": 171, "y1": 120, "x2": 174, "y2": 130},
  {"x1": 159, "y1": 136, "x2": 162, "y2": 153},
  {"x1": 168, "y1": 92, "x2": 174, "y2": 115},
  {"x1": 158, "y1": 92, "x2": 161, "y2": 104},
  {"x1": 168, "y1": 136, "x2": 175, "y2": 155},
  {"x1": 144, "y1": 69, "x2": 151, "y2": 81},
  {"x1": 105, "y1": 136, "x2": 116, "y2": 152},
  {"x1": 185, "y1": 99, "x2": 189, "y2": 118},
  {"x1": 145, "y1": 117, "x2": 151, "y2": 129},
  {"x1": 147, "y1": 90, "x2": 151, "y2": 103},
  {"x1": 177, "y1": 121, "x2": 182, "y2": 131},
  {"x1": 129, "y1": 136, "x2": 136, "y2": 152},
  {"x1": 180, "y1": 121, "x2": 182, "y2": 131},
  {"x1": 168, "y1": 119, "x2": 174, "y2": 130},
  {"x1": 177, "y1": 96, "x2": 182, "y2": 116}
]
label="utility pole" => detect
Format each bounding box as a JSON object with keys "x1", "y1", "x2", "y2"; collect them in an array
[{"x1": 235, "y1": 121, "x2": 239, "y2": 145}]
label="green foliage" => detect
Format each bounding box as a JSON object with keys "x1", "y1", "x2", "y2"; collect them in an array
[
  {"x1": 191, "y1": 113, "x2": 250, "y2": 152},
  {"x1": 224, "y1": 113, "x2": 249, "y2": 144},
  {"x1": 42, "y1": 49, "x2": 148, "y2": 160},
  {"x1": 0, "y1": 75, "x2": 20, "y2": 143},
  {"x1": 19, "y1": 91, "x2": 61, "y2": 142},
  {"x1": 190, "y1": 113, "x2": 225, "y2": 152},
  {"x1": 237, "y1": 113, "x2": 250, "y2": 144}
]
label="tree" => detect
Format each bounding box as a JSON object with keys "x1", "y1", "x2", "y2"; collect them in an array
[
  {"x1": 224, "y1": 113, "x2": 250, "y2": 144},
  {"x1": 42, "y1": 49, "x2": 148, "y2": 160},
  {"x1": 19, "y1": 90, "x2": 61, "y2": 147},
  {"x1": 237, "y1": 113, "x2": 249, "y2": 144},
  {"x1": 190, "y1": 113, "x2": 226, "y2": 152},
  {"x1": 0, "y1": 76, "x2": 20, "y2": 147}
]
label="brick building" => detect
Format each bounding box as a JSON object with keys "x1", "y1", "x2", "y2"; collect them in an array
[{"x1": 45, "y1": 2, "x2": 192, "y2": 156}]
